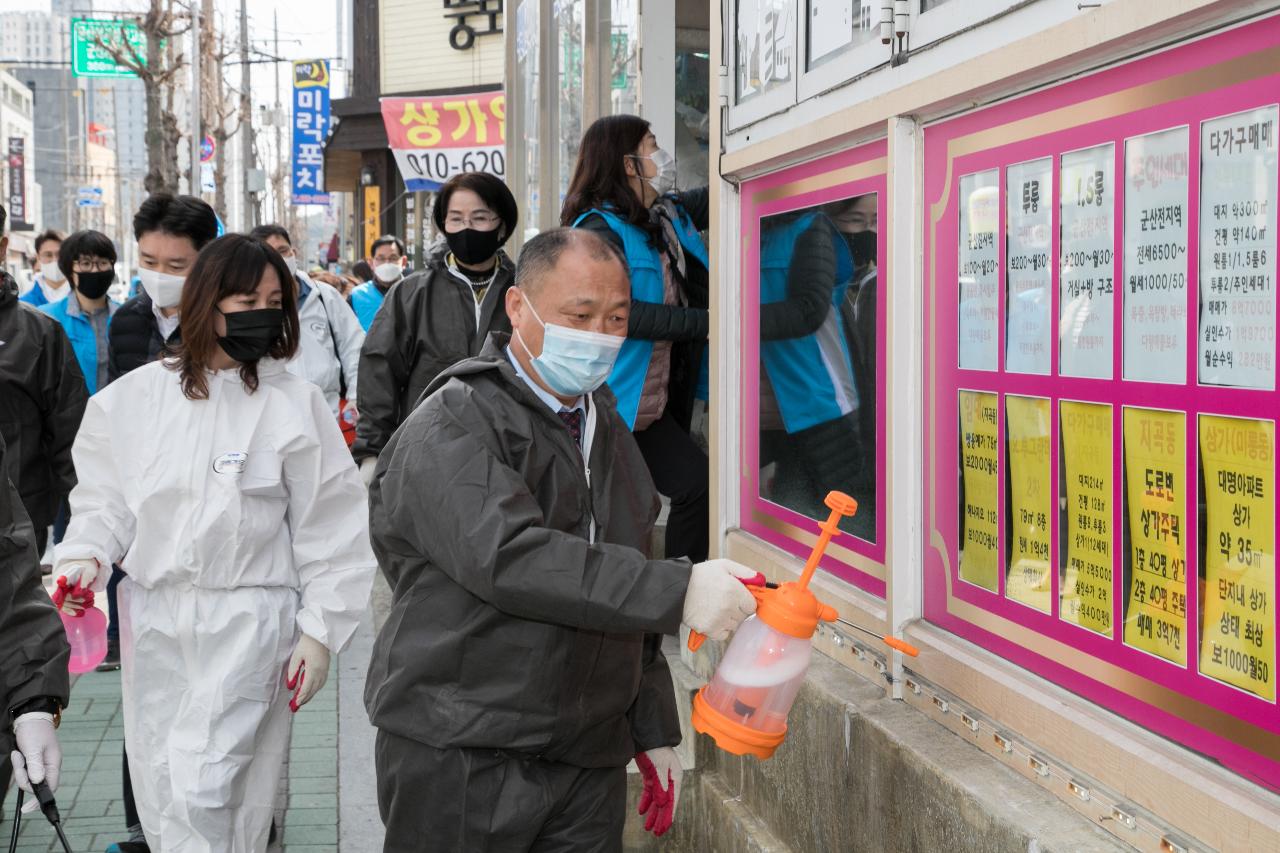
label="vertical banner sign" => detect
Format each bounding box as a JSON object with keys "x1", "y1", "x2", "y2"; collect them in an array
[
  {"x1": 958, "y1": 171, "x2": 999, "y2": 371},
  {"x1": 291, "y1": 60, "x2": 331, "y2": 205},
  {"x1": 7, "y1": 137, "x2": 25, "y2": 227},
  {"x1": 1199, "y1": 106, "x2": 1278, "y2": 390},
  {"x1": 1122, "y1": 408, "x2": 1188, "y2": 665},
  {"x1": 1005, "y1": 159, "x2": 1053, "y2": 375},
  {"x1": 381, "y1": 91, "x2": 507, "y2": 192},
  {"x1": 1123, "y1": 127, "x2": 1189, "y2": 383},
  {"x1": 959, "y1": 390, "x2": 999, "y2": 591},
  {"x1": 1060, "y1": 401, "x2": 1114, "y2": 636},
  {"x1": 1006, "y1": 396, "x2": 1052, "y2": 612},
  {"x1": 362, "y1": 185, "x2": 381, "y2": 258},
  {"x1": 1060, "y1": 144, "x2": 1116, "y2": 379},
  {"x1": 1199, "y1": 415, "x2": 1275, "y2": 701}
]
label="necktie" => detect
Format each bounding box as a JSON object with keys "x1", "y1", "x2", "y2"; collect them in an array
[{"x1": 558, "y1": 409, "x2": 583, "y2": 448}]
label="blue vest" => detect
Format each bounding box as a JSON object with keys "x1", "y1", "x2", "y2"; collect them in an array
[
  {"x1": 572, "y1": 206, "x2": 709, "y2": 429},
  {"x1": 19, "y1": 282, "x2": 50, "y2": 307},
  {"x1": 760, "y1": 212, "x2": 858, "y2": 434},
  {"x1": 40, "y1": 297, "x2": 118, "y2": 396},
  {"x1": 350, "y1": 281, "x2": 386, "y2": 332}
]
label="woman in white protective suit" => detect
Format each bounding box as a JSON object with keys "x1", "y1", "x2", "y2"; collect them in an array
[{"x1": 52, "y1": 233, "x2": 376, "y2": 852}]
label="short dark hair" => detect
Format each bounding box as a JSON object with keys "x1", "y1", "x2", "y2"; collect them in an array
[
  {"x1": 35, "y1": 229, "x2": 65, "y2": 254},
  {"x1": 514, "y1": 228, "x2": 627, "y2": 295},
  {"x1": 433, "y1": 173, "x2": 518, "y2": 245},
  {"x1": 173, "y1": 234, "x2": 299, "y2": 400},
  {"x1": 133, "y1": 193, "x2": 218, "y2": 250},
  {"x1": 0, "y1": 202, "x2": 7, "y2": 234},
  {"x1": 58, "y1": 229, "x2": 118, "y2": 284},
  {"x1": 352, "y1": 260, "x2": 373, "y2": 282},
  {"x1": 369, "y1": 234, "x2": 404, "y2": 257},
  {"x1": 249, "y1": 224, "x2": 291, "y2": 245}
]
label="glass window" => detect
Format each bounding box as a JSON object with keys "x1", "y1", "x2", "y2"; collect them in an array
[
  {"x1": 516, "y1": 0, "x2": 541, "y2": 242},
  {"x1": 806, "y1": 0, "x2": 876, "y2": 71},
  {"x1": 610, "y1": 0, "x2": 640, "y2": 115},
  {"x1": 736, "y1": 0, "x2": 795, "y2": 104},
  {"x1": 758, "y1": 193, "x2": 878, "y2": 541},
  {"x1": 920, "y1": 0, "x2": 952, "y2": 9},
  {"x1": 556, "y1": 0, "x2": 586, "y2": 210},
  {"x1": 675, "y1": 36, "x2": 711, "y2": 190}
]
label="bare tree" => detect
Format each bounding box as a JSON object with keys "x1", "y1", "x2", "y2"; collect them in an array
[
  {"x1": 92, "y1": 0, "x2": 192, "y2": 194},
  {"x1": 207, "y1": 29, "x2": 242, "y2": 223}
]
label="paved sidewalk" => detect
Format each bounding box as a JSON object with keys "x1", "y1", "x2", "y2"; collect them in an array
[{"x1": 1, "y1": 608, "x2": 383, "y2": 853}]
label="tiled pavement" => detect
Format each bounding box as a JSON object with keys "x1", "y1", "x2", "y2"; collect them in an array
[{"x1": 1, "y1": 608, "x2": 383, "y2": 853}]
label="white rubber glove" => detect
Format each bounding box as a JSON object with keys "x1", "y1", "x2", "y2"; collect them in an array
[
  {"x1": 359, "y1": 456, "x2": 377, "y2": 488},
  {"x1": 682, "y1": 559, "x2": 758, "y2": 641},
  {"x1": 11, "y1": 712, "x2": 61, "y2": 813},
  {"x1": 285, "y1": 634, "x2": 330, "y2": 712}
]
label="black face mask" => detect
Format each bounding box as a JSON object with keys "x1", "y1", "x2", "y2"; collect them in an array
[
  {"x1": 843, "y1": 230, "x2": 877, "y2": 270},
  {"x1": 445, "y1": 227, "x2": 503, "y2": 267},
  {"x1": 217, "y1": 308, "x2": 284, "y2": 363},
  {"x1": 76, "y1": 270, "x2": 114, "y2": 300}
]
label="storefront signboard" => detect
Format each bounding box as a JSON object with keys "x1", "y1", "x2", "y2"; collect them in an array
[{"x1": 381, "y1": 90, "x2": 506, "y2": 192}]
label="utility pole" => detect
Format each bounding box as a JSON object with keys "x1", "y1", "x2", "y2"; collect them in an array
[
  {"x1": 239, "y1": 0, "x2": 254, "y2": 228},
  {"x1": 274, "y1": 10, "x2": 286, "y2": 229},
  {"x1": 189, "y1": 2, "x2": 202, "y2": 196}
]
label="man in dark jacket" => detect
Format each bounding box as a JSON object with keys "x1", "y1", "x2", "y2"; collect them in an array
[
  {"x1": 107, "y1": 193, "x2": 217, "y2": 381},
  {"x1": 0, "y1": 208, "x2": 89, "y2": 558},
  {"x1": 365, "y1": 229, "x2": 757, "y2": 851},
  {"x1": 0, "y1": 434, "x2": 71, "y2": 819}
]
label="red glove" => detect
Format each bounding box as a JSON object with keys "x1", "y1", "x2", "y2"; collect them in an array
[
  {"x1": 635, "y1": 748, "x2": 682, "y2": 837},
  {"x1": 52, "y1": 575, "x2": 95, "y2": 616}
]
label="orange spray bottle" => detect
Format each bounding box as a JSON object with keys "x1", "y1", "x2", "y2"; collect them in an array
[{"x1": 688, "y1": 491, "x2": 918, "y2": 759}]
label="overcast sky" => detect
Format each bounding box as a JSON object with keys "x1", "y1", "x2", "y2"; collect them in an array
[{"x1": 0, "y1": 0, "x2": 349, "y2": 109}]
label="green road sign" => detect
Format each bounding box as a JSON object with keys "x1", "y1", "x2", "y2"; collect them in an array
[{"x1": 71, "y1": 18, "x2": 146, "y2": 79}]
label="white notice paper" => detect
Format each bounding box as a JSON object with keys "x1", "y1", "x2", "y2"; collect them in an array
[
  {"x1": 1006, "y1": 158, "x2": 1053, "y2": 375},
  {"x1": 1060, "y1": 143, "x2": 1116, "y2": 379},
  {"x1": 959, "y1": 170, "x2": 1000, "y2": 371},
  {"x1": 1123, "y1": 126, "x2": 1190, "y2": 383},
  {"x1": 1199, "y1": 106, "x2": 1278, "y2": 390}
]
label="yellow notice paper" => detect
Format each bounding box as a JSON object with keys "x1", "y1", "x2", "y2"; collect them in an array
[
  {"x1": 1006, "y1": 396, "x2": 1052, "y2": 612},
  {"x1": 1060, "y1": 402, "x2": 1114, "y2": 636},
  {"x1": 1122, "y1": 409, "x2": 1187, "y2": 665},
  {"x1": 959, "y1": 391, "x2": 999, "y2": 591},
  {"x1": 1199, "y1": 415, "x2": 1275, "y2": 701}
]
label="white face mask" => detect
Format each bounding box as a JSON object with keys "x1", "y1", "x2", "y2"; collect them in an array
[
  {"x1": 284, "y1": 255, "x2": 298, "y2": 277},
  {"x1": 374, "y1": 262, "x2": 404, "y2": 284},
  {"x1": 40, "y1": 261, "x2": 66, "y2": 283},
  {"x1": 138, "y1": 267, "x2": 186, "y2": 308},
  {"x1": 634, "y1": 148, "x2": 677, "y2": 196}
]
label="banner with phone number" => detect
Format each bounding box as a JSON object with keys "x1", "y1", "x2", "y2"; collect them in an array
[{"x1": 381, "y1": 91, "x2": 506, "y2": 192}]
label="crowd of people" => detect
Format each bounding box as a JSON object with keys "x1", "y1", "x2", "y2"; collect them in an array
[{"x1": 0, "y1": 113, "x2": 797, "y2": 853}]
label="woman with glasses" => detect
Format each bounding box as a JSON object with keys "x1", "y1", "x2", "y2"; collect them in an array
[
  {"x1": 353, "y1": 171, "x2": 519, "y2": 483},
  {"x1": 51, "y1": 234, "x2": 374, "y2": 852}
]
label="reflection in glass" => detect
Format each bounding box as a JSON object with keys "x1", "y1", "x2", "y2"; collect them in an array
[
  {"x1": 610, "y1": 0, "x2": 640, "y2": 115},
  {"x1": 516, "y1": 1, "x2": 541, "y2": 242},
  {"x1": 806, "y1": 0, "x2": 876, "y2": 70},
  {"x1": 557, "y1": 0, "x2": 586, "y2": 210},
  {"x1": 757, "y1": 195, "x2": 877, "y2": 541},
  {"x1": 736, "y1": 0, "x2": 794, "y2": 103}
]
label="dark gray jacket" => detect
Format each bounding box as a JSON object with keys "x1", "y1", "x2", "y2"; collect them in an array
[
  {"x1": 0, "y1": 432, "x2": 70, "y2": 751},
  {"x1": 0, "y1": 274, "x2": 87, "y2": 533},
  {"x1": 365, "y1": 334, "x2": 689, "y2": 767},
  {"x1": 353, "y1": 244, "x2": 515, "y2": 460}
]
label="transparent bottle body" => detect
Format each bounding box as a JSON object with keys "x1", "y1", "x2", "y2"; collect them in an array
[{"x1": 700, "y1": 616, "x2": 813, "y2": 734}]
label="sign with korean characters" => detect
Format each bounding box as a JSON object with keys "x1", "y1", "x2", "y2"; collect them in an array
[
  {"x1": 1060, "y1": 401, "x2": 1114, "y2": 636},
  {"x1": 1199, "y1": 415, "x2": 1275, "y2": 701},
  {"x1": 1005, "y1": 159, "x2": 1052, "y2": 375},
  {"x1": 1006, "y1": 396, "x2": 1052, "y2": 612},
  {"x1": 381, "y1": 91, "x2": 506, "y2": 192},
  {"x1": 71, "y1": 18, "x2": 145, "y2": 79},
  {"x1": 1060, "y1": 144, "x2": 1116, "y2": 379},
  {"x1": 959, "y1": 391, "x2": 999, "y2": 591},
  {"x1": 1122, "y1": 408, "x2": 1187, "y2": 665},
  {"x1": 1123, "y1": 127, "x2": 1189, "y2": 383},
  {"x1": 958, "y1": 171, "x2": 999, "y2": 371},
  {"x1": 291, "y1": 60, "x2": 331, "y2": 205},
  {"x1": 1199, "y1": 106, "x2": 1278, "y2": 390}
]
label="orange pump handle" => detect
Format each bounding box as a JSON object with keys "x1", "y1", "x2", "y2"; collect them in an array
[
  {"x1": 687, "y1": 582, "x2": 768, "y2": 651},
  {"x1": 883, "y1": 636, "x2": 920, "y2": 657}
]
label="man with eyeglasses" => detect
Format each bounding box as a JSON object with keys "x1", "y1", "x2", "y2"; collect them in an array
[
  {"x1": 353, "y1": 173, "x2": 520, "y2": 485},
  {"x1": 348, "y1": 235, "x2": 408, "y2": 332}
]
